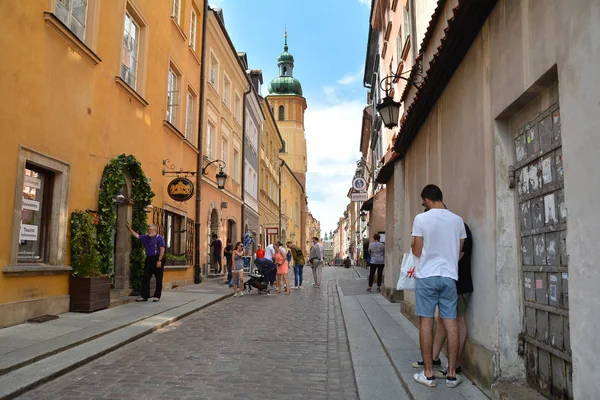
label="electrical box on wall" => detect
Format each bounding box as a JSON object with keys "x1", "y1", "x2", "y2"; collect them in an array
[{"x1": 221, "y1": 202, "x2": 228, "y2": 209}]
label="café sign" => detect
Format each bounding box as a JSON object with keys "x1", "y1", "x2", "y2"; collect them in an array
[{"x1": 167, "y1": 178, "x2": 195, "y2": 201}]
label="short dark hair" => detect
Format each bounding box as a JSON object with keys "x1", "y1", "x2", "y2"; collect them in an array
[
  {"x1": 373, "y1": 233, "x2": 380, "y2": 241},
  {"x1": 212, "y1": 234, "x2": 217, "y2": 239},
  {"x1": 226, "y1": 238, "x2": 231, "y2": 244},
  {"x1": 313, "y1": 236, "x2": 319, "y2": 241},
  {"x1": 421, "y1": 184, "x2": 443, "y2": 202}
]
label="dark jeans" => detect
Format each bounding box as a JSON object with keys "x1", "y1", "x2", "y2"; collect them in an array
[
  {"x1": 294, "y1": 264, "x2": 304, "y2": 287},
  {"x1": 213, "y1": 254, "x2": 222, "y2": 272},
  {"x1": 141, "y1": 255, "x2": 164, "y2": 299},
  {"x1": 226, "y1": 258, "x2": 233, "y2": 282},
  {"x1": 368, "y1": 263, "x2": 384, "y2": 288}
]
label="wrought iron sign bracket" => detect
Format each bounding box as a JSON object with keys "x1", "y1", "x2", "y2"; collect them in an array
[
  {"x1": 378, "y1": 60, "x2": 424, "y2": 94},
  {"x1": 162, "y1": 159, "x2": 197, "y2": 177},
  {"x1": 201, "y1": 156, "x2": 226, "y2": 175}
]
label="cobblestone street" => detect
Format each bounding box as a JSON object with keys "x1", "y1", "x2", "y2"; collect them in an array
[{"x1": 18, "y1": 267, "x2": 359, "y2": 400}]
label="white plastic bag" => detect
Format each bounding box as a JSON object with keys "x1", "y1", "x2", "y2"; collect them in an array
[{"x1": 396, "y1": 251, "x2": 417, "y2": 291}]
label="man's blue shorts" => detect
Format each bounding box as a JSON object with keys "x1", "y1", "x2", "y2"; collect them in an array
[{"x1": 415, "y1": 276, "x2": 458, "y2": 319}]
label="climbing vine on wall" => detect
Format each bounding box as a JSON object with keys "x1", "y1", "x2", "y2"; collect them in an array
[{"x1": 97, "y1": 154, "x2": 154, "y2": 292}]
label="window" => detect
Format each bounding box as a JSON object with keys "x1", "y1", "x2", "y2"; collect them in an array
[
  {"x1": 233, "y1": 149, "x2": 240, "y2": 181},
  {"x1": 209, "y1": 55, "x2": 218, "y2": 86},
  {"x1": 223, "y1": 77, "x2": 231, "y2": 107},
  {"x1": 121, "y1": 12, "x2": 140, "y2": 89},
  {"x1": 185, "y1": 90, "x2": 195, "y2": 141},
  {"x1": 18, "y1": 166, "x2": 53, "y2": 262},
  {"x1": 207, "y1": 123, "x2": 215, "y2": 159},
  {"x1": 189, "y1": 8, "x2": 197, "y2": 51},
  {"x1": 221, "y1": 138, "x2": 228, "y2": 172},
  {"x1": 402, "y1": 5, "x2": 411, "y2": 47},
  {"x1": 171, "y1": 0, "x2": 181, "y2": 23},
  {"x1": 283, "y1": 172, "x2": 287, "y2": 187},
  {"x1": 279, "y1": 105, "x2": 285, "y2": 121},
  {"x1": 234, "y1": 94, "x2": 241, "y2": 121},
  {"x1": 166, "y1": 67, "x2": 180, "y2": 125},
  {"x1": 282, "y1": 140, "x2": 287, "y2": 153},
  {"x1": 55, "y1": 0, "x2": 88, "y2": 41},
  {"x1": 165, "y1": 211, "x2": 185, "y2": 256},
  {"x1": 261, "y1": 124, "x2": 265, "y2": 146}
]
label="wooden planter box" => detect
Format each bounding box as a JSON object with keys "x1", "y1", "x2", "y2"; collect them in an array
[
  {"x1": 165, "y1": 259, "x2": 187, "y2": 266},
  {"x1": 69, "y1": 275, "x2": 111, "y2": 312}
]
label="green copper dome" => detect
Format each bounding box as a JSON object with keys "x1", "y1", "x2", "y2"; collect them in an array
[{"x1": 267, "y1": 31, "x2": 303, "y2": 96}]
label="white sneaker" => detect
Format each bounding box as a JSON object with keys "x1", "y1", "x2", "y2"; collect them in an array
[
  {"x1": 446, "y1": 375, "x2": 462, "y2": 388},
  {"x1": 239, "y1": 291, "x2": 244, "y2": 296},
  {"x1": 292, "y1": 286, "x2": 298, "y2": 289},
  {"x1": 298, "y1": 285, "x2": 302, "y2": 289},
  {"x1": 413, "y1": 371, "x2": 436, "y2": 387},
  {"x1": 233, "y1": 292, "x2": 238, "y2": 297}
]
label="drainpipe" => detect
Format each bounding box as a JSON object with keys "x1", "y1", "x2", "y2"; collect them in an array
[{"x1": 193, "y1": 0, "x2": 210, "y2": 284}]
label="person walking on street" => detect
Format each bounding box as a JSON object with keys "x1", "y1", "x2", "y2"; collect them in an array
[
  {"x1": 367, "y1": 233, "x2": 385, "y2": 292},
  {"x1": 210, "y1": 234, "x2": 223, "y2": 274},
  {"x1": 232, "y1": 242, "x2": 245, "y2": 297},
  {"x1": 256, "y1": 244, "x2": 265, "y2": 260},
  {"x1": 287, "y1": 241, "x2": 305, "y2": 289},
  {"x1": 126, "y1": 223, "x2": 165, "y2": 303},
  {"x1": 273, "y1": 242, "x2": 290, "y2": 295},
  {"x1": 411, "y1": 184, "x2": 466, "y2": 389},
  {"x1": 224, "y1": 239, "x2": 233, "y2": 286},
  {"x1": 309, "y1": 237, "x2": 324, "y2": 287}
]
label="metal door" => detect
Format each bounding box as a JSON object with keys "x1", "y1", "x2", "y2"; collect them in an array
[{"x1": 515, "y1": 104, "x2": 571, "y2": 399}]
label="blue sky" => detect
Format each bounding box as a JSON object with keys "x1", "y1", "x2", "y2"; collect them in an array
[{"x1": 210, "y1": 0, "x2": 371, "y2": 234}]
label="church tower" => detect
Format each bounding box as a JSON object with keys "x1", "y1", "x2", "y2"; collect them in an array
[{"x1": 266, "y1": 31, "x2": 308, "y2": 181}]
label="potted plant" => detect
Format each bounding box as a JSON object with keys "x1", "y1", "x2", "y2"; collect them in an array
[
  {"x1": 164, "y1": 253, "x2": 188, "y2": 266},
  {"x1": 69, "y1": 211, "x2": 110, "y2": 312}
]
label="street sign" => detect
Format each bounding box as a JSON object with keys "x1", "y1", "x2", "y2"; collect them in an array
[
  {"x1": 352, "y1": 177, "x2": 367, "y2": 192},
  {"x1": 351, "y1": 192, "x2": 368, "y2": 202},
  {"x1": 266, "y1": 227, "x2": 278, "y2": 235}
]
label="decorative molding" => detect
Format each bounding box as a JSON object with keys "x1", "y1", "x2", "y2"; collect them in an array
[
  {"x1": 114, "y1": 77, "x2": 149, "y2": 107},
  {"x1": 189, "y1": 46, "x2": 201, "y2": 65},
  {"x1": 164, "y1": 265, "x2": 191, "y2": 271},
  {"x1": 163, "y1": 120, "x2": 185, "y2": 139},
  {"x1": 171, "y1": 17, "x2": 188, "y2": 41},
  {"x1": 44, "y1": 12, "x2": 101, "y2": 65}
]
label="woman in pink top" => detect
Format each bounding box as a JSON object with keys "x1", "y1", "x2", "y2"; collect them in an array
[{"x1": 273, "y1": 242, "x2": 290, "y2": 295}]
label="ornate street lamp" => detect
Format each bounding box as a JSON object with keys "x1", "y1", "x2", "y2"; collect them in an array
[
  {"x1": 375, "y1": 64, "x2": 423, "y2": 129},
  {"x1": 202, "y1": 158, "x2": 227, "y2": 190},
  {"x1": 360, "y1": 211, "x2": 367, "y2": 223}
]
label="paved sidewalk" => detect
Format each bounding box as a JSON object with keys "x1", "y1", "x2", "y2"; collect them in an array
[
  {"x1": 339, "y1": 267, "x2": 488, "y2": 400},
  {"x1": 0, "y1": 279, "x2": 232, "y2": 399}
]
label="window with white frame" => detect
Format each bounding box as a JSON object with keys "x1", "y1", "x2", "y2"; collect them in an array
[
  {"x1": 402, "y1": 4, "x2": 411, "y2": 47},
  {"x1": 171, "y1": 0, "x2": 181, "y2": 24},
  {"x1": 207, "y1": 123, "x2": 215, "y2": 159},
  {"x1": 233, "y1": 149, "x2": 240, "y2": 181},
  {"x1": 185, "y1": 90, "x2": 195, "y2": 141},
  {"x1": 223, "y1": 77, "x2": 231, "y2": 107},
  {"x1": 55, "y1": 0, "x2": 88, "y2": 41},
  {"x1": 209, "y1": 55, "x2": 218, "y2": 86},
  {"x1": 221, "y1": 138, "x2": 228, "y2": 172},
  {"x1": 166, "y1": 66, "x2": 180, "y2": 125},
  {"x1": 189, "y1": 8, "x2": 197, "y2": 51},
  {"x1": 121, "y1": 11, "x2": 140, "y2": 89}
]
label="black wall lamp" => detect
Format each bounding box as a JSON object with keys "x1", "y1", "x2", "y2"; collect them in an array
[
  {"x1": 202, "y1": 157, "x2": 227, "y2": 190},
  {"x1": 376, "y1": 63, "x2": 423, "y2": 129}
]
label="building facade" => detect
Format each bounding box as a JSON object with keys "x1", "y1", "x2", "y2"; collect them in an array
[
  {"x1": 369, "y1": 0, "x2": 600, "y2": 398},
  {"x1": 258, "y1": 98, "x2": 283, "y2": 247},
  {"x1": 201, "y1": 8, "x2": 249, "y2": 274},
  {"x1": 0, "y1": 0, "x2": 205, "y2": 327}
]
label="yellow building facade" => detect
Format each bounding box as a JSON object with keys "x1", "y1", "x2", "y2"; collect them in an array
[
  {"x1": 258, "y1": 99, "x2": 284, "y2": 246},
  {"x1": 199, "y1": 8, "x2": 249, "y2": 274},
  {"x1": 0, "y1": 0, "x2": 207, "y2": 327},
  {"x1": 280, "y1": 161, "x2": 304, "y2": 248}
]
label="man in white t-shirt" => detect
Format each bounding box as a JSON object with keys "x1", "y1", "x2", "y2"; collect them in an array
[{"x1": 411, "y1": 184, "x2": 466, "y2": 389}]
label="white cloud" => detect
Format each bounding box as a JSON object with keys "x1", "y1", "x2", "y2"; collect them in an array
[
  {"x1": 337, "y1": 72, "x2": 359, "y2": 86},
  {"x1": 323, "y1": 86, "x2": 337, "y2": 97},
  {"x1": 358, "y1": 0, "x2": 370, "y2": 5},
  {"x1": 305, "y1": 100, "x2": 365, "y2": 234}
]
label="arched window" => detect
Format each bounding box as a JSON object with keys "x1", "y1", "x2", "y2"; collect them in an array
[
  {"x1": 283, "y1": 66, "x2": 287, "y2": 76},
  {"x1": 279, "y1": 105, "x2": 285, "y2": 121}
]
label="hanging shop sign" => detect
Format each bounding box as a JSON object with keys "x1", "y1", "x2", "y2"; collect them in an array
[
  {"x1": 167, "y1": 177, "x2": 195, "y2": 201},
  {"x1": 266, "y1": 227, "x2": 279, "y2": 235}
]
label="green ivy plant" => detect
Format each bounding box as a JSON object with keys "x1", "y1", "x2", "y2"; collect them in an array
[
  {"x1": 165, "y1": 253, "x2": 187, "y2": 261},
  {"x1": 70, "y1": 211, "x2": 102, "y2": 277},
  {"x1": 97, "y1": 154, "x2": 154, "y2": 292}
]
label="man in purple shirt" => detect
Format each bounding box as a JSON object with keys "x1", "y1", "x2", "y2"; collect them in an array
[{"x1": 127, "y1": 223, "x2": 165, "y2": 302}]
